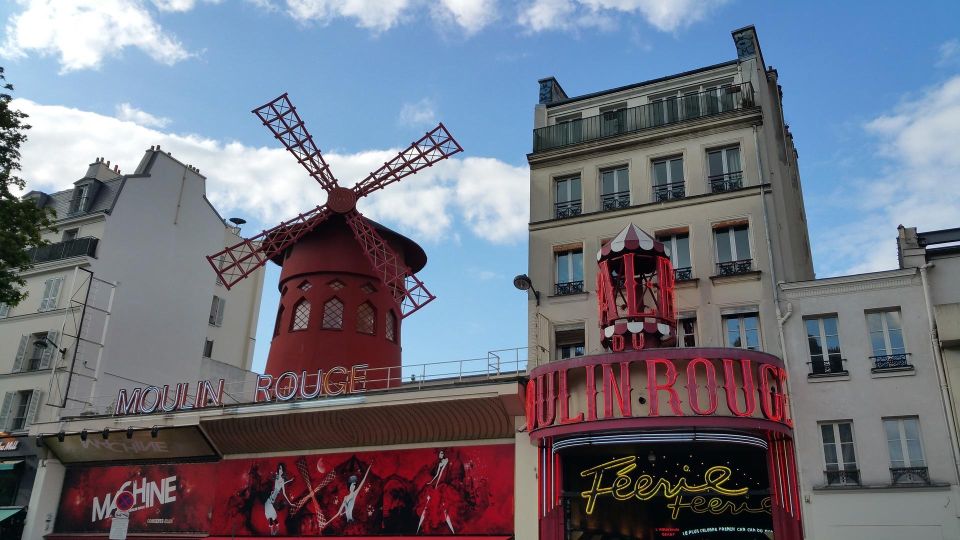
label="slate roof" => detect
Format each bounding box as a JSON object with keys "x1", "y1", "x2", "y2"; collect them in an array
[{"x1": 36, "y1": 176, "x2": 125, "y2": 221}]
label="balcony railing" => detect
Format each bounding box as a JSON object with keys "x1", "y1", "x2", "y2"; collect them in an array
[
  {"x1": 709, "y1": 171, "x2": 744, "y2": 193},
  {"x1": 555, "y1": 200, "x2": 582, "y2": 219},
  {"x1": 715, "y1": 259, "x2": 753, "y2": 276},
  {"x1": 890, "y1": 466, "x2": 930, "y2": 485},
  {"x1": 555, "y1": 281, "x2": 584, "y2": 296},
  {"x1": 674, "y1": 267, "x2": 693, "y2": 281},
  {"x1": 26, "y1": 236, "x2": 98, "y2": 264},
  {"x1": 809, "y1": 357, "x2": 847, "y2": 376},
  {"x1": 825, "y1": 469, "x2": 860, "y2": 487},
  {"x1": 601, "y1": 191, "x2": 630, "y2": 211},
  {"x1": 653, "y1": 182, "x2": 685, "y2": 202},
  {"x1": 871, "y1": 353, "x2": 912, "y2": 371},
  {"x1": 533, "y1": 82, "x2": 755, "y2": 153}
]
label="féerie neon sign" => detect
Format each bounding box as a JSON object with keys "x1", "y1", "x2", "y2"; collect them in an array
[{"x1": 579, "y1": 456, "x2": 771, "y2": 519}]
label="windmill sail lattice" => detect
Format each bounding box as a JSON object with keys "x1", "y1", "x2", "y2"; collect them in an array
[{"x1": 207, "y1": 93, "x2": 462, "y2": 317}]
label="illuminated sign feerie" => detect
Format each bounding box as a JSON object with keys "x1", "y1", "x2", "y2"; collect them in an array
[
  {"x1": 114, "y1": 363, "x2": 369, "y2": 415},
  {"x1": 579, "y1": 456, "x2": 771, "y2": 520}
]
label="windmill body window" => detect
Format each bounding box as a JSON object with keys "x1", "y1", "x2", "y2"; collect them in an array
[
  {"x1": 322, "y1": 298, "x2": 344, "y2": 329},
  {"x1": 38, "y1": 276, "x2": 65, "y2": 312},
  {"x1": 555, "y1": 248, "x2": 584, "y2": 295},
  {"x1": 708, "y1": 146, "x2": 743, "y2": 192},
  {"x1": 555, "y1": 176, "x2": 582, "y2": 219},
  {"x1": 208, "y1": 295, "x2": 226, "y2": 326},
  {"x1": 273, "y1": 305, "x2": 284, "y2": 337},
  {"x1": 652, "y1": 156, "x2": 685, "y2": 201},
  {"x1": 658, "y1": 231, "x2": 691, "y2": 280},
  {"x1": 291, "y1": 299, "x2": 311, "y2": 331},
  {"x1": 357, "y1": 302, "x2": 376, "y2": 335},
  {"x1": 723, "y1": 312, "x2": 760, "y2": 351},
  {"x1": 806, "y1": 316, "x2": 844, "y2": 374},
  {"x1": 821, "y1": 421, "x2": 859, "y2": 485},
  {"x1": 600, "y1": 166, "x2": 629, "y2": 211},
  {"x1": 386, "y1": 311, "x2": 397, "y2": 342}
]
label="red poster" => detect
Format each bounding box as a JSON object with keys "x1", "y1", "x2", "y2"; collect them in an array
[
  {"x1": 211, "y1": 444, "x2": 514, "y2": 536},
  {"x1": 56, "y1": 462, "x2": 217, "y2": 534}
]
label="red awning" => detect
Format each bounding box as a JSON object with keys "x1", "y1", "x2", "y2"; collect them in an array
[
  {"x1": 207, "y1": 537, "x2": 513, "y2": 540},
  {"x1": 46, "y1": 534, "x2": 207, "y2": 540}
]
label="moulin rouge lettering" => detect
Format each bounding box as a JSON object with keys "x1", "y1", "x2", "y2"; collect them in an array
[
  {"x1": 91, "y1": 475, "x2": 177, "y2": 522},
  {"x1": 580, "y1": 456, "x2": 771, "y2": 519},
  {"x1": 525, "y1": 357, "x2": 792, "y2": 431},
  {"x1": 114, "y1": 364, "x2": 369, "y2": 415}
]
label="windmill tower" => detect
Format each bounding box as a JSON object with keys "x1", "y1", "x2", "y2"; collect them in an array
[{"x1": 208, "y1": 94, "x2": 462, "y2": 381}]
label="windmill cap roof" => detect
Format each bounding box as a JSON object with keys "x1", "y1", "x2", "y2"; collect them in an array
[{"x1": 597, "y1": 223, "x2": 668, "y2": 262}]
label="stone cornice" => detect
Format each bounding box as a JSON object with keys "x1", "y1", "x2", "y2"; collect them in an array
[{"x1": 780, "y1": 269, "x2": 919, "y2": 299}]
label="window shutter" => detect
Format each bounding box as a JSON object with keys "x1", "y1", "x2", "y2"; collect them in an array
[
  {"x1": 39, "y1": 277, "x2": 64, "y2": 311},
  {"x1": 38, "y1": 279, "x2": 53, "y2": 311},
  {"x1": 0, "y1": 303, "x2": 9, "y2": 318},
  {"x1": 25, "y1": 389, "x2": 42, "y2": 428},
  {"x1": 50, "y1": 276, "x2": 64, "y2": 309},
  {"x1": 209, "y1": 296, "x2": 218, "y2": 325},
  {"x1": 216, "y1": 297, "x2": 226, "y2": 326},
  {"x1": 12, "y1": 335, "x2": 29, "y2": 372},
  {"x1": 39, "y1": 330, "x2": 59, "y2": 369},
  {"x1": 0, "y1": 392, "x2": 12, "y2": 431}
]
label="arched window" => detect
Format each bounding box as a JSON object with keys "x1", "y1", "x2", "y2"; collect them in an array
[
  {"x1": 322, "y1": 297, "x2": 344, "y2": 329},
  {"x1": 385, "y1": 310, "x2": 397, "y2": 342},
  {"x1": 273, "y1": 305, "x2": 284, "y2": 337},
  {"x1": 291, "y1": 299, "x2": 310, "y2": 331},
  {"x1": 357, "y1": 302, "x2": 376, "y2": 335}
]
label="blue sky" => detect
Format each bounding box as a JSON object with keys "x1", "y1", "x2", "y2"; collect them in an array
[{"x1": 3, "y1": 0, "x2": 959, "y2": 373}]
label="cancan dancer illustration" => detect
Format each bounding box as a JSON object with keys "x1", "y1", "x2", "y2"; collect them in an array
[
  {"x1": 265, "y1": 463, "x2": 293, "y2": 536},
  {"x1": 323, "y1": 461, "x2": 373, "y2": 529},
  {"x1": 417, "y1": 449, "x2": 458, "y2": 534}
]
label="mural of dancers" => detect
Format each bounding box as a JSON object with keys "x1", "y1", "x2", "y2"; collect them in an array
[
  {"x1": 266, "y1": 463, "x2": 294, "y2": 536},
  {"x1": 416, "y1": 449, "x2": 463, "y2": 534}
]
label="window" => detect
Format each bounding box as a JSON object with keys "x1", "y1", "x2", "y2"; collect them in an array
[
  {"x1": 806, "y1": 316, "x2": 844, "y2": 374},
  {"x1": 652, "y1": 156, "x2": 685, "y2": 201},
  {"x1": 714, "y1": 224, "x2": 752, "y2": 274},
  {"x1": 13, "y1": 331, "x2": 59, "y2": 372},
  {"x1": 555, "y1": 176, "x2": 582, "y2": 219},
  {"x1": 297, "y1": 280, "x2": 312, "y2": 292},
  {"x1": 600, "y1": 166, "x2": 629, "y2": 211},
  {"x1": 554, "y1": 113, "x2": 583, "y2": 146},
  {"x1": 328, "y1": 279, "x2": 345, "y2": 291},
  {"x1": 202, "y1": 339, "x2": 214, "y2": 358},
  {"x1": 360, "y1": 282, "x2": 376, "y2": 294},
  {"x1": 291, "y1": 299, "x2": 311, "y2": 331},
  {"x1": 357, "y1": 302, "x2": 376, "y2": 335},
  {"x1": 208, "y1": 295, "x2": 226, "y2": 326},
  {"x1": 62, "y1": 228, "x2": 79, "y2": 241},
  {"x1": 0, "y1": 390, "x2": 40, "y2": 432},
  {"x1": 556, "y1": 325, "x2": 585, "y2": 360},
  {"x1": 649, "y1": 94, "x2": 679, "y2": 126},
  {"x1": 658, "y1": 231, "x2": 691, "y2": 280},
  {"x1": 555, "y1": 247, "x2": 584, "y2": 295},
  {"x1": 38, "y1": 276, "x2": 64, "y2": 312},
  {"x1": 704, "y1": 85, "x2": 735, "y2": 114},
  {"x1": 723, "y1": 312, "x2": 760, "y2": 350},
  {"x1": 681, "y1": 89, "x2": 701, "y2": 119},
  {"x1": 0, "y1": 303, "x2": 9, "y2": 318},
  {"x1": 600, "y1": 103, "x2": 627, "y2": 137},
  {"x1": 677, "y1": 315, "x2": 697, "y2": 347},
  {"x1": 821, "y1": 421, "x2": 859, "y2": 485},
  {"x1": 385, "y1": 311, "x2": 397, "y2": 342},
  {"x1": 884, "y1": 417, "x2": 928, "y2": 484},
  {"x1": 867, "y1": 310, "x2": 908, "y2": 369},
  {"x1": 322, "y1": 298, "x2": 344, "y2": 329},
  {"x1": 68, "y1": 184, "x2": 90, "y2": 214},
  {"x1": 707, "y1": 146, "x2": 743, "y2": 192}
]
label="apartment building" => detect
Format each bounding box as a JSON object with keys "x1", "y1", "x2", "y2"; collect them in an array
[
  {"x1": 779, "y1": 225, "x2": 960, "y2": 538},
  {"x1": 0, "y1": 148, "x2": 263, "y2": 536},
  {"x1": 525, "y1": 25, "x2": 813, "y2": 366}
]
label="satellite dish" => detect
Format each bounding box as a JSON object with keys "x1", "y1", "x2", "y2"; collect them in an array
[{"x1": 228, "y1": 217, "x2": 247, "y2": 225}]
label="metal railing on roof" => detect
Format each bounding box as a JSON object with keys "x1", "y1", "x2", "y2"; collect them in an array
[
  {"x1": 533, "y1": 82, "x2": 755, "y2": 153},
  {"x1": 26, "y1": 237, "x2": 98, "y2": 264}
]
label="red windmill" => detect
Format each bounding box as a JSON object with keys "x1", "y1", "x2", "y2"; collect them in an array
[{"x1": 208, "y1": 93, "x2": 462, "y2": 380}]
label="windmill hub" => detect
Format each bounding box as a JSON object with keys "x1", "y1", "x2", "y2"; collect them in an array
[{"x1": 327, "y1": 186, "x2": 357, "y2": 213}]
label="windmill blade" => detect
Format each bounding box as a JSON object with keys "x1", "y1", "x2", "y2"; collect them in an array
[
  {"x1": 207, "y1": 205, "x2": 333, "y2": 289},
  {"x1": 344, "y1": 211, "x2": 436, "y2": 318},
  {"x1": 352, "y1": 123, "x2": 463, "y2": 198},
  {"x1": 253, "y1": 93, "x2": 340, "y2": 192}
]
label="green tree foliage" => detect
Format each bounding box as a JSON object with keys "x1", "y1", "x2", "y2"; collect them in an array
[{"x1": 0, "y1": 67, "x2": 52, "y2": 307}]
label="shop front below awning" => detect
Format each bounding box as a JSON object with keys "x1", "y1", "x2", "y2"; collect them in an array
[
  {"x1": 0, "y1": 506, "x2": 25, "y2": 523},
  {"x1": 207, "y1": 537, "x2": 514, "y2": 540}
]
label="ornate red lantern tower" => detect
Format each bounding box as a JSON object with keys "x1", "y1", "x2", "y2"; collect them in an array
[{"x1": 207, "y1": 94, "x2": 462, "y2": 380}]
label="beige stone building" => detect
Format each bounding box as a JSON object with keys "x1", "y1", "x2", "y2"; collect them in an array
[{"x1": 524, "y1": 25, "x2": 812, "y2": 366}]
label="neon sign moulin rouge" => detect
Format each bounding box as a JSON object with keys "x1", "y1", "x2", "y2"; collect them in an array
[
  {"x1": 525, "y1": 353, "x2": 792, "y2": 432},
  {"x1": 114, "y1": 364, "x2": 369, "y2": 415}
]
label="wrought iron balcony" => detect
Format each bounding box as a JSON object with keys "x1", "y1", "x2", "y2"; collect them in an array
[
  {"x1": 653, "y1": 182, "x2": 685, "y2": 202},
  {"x1": 809, "y1": 357, "x2": 847, "y2": 376},
  {"x1": 26, "y1": 236, "x2": 98, "y2": 264},
  {"x1": 890, "y1": 466, "x2": 930, "y2": 485},
  {"x1": 824, "y1": 469, "x2": 860, "y2": 487},
  {"x1": 555, "y1": 280, "x2": 585, "y2": 296},
  {"x1": 601, "y1": 191, "x2": 630, "y2": 211},
  {"x1": 674, "y1": 267, "x2": 693, "y2": 281},
  {"x1": 533, "y1": 82, "x2": 755, "y2": 153},
  {"x1": 871, "y1": 353, "x2": 912, "y2": 371},
  {"x1": 715, "y1": 259, "x2": 753, "y2": 276},
  {"x1": 554, "y1": 200, "x2": 582, "y2": 219},
  {"x1": 709, "y1": 171, "x2": 744, "y2": 193}
]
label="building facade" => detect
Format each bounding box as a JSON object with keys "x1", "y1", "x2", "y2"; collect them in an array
[{"x1": 0, "y1": 149, "x2": 264, "y2": 537}]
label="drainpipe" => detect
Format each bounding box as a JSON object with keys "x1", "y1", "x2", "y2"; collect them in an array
[{"x1": 918, "y1": 263, "x2": 960, "y2": 483}]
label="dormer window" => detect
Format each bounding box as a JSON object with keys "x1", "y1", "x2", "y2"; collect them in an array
[{"x1": 68, "y1": 184, "x2": 90, "y2": 214}]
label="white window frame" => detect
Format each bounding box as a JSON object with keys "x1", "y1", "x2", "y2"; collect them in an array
[
  {"x1": 208, "y1": 295, "x2": 226, "y2": 326},
  {"x1": 555, "y1": 248, "x2": 584, "y2": 286},
  {"x1": 0, "y1": 389, "x2": 41, "y2": 432},
  {"x1": 38, "y1": 276, "x2": 64, "y2": 312},
  {"x1": 555, "y1": 175, "x2": 581, "y2": 204},
  {"x1": 677, "y1": 314, "x2": 697, "y2": 347},
  {"x1": 599, "y1": 166, "x2": 629, "y2": 196},
  {"x1": 820, "y1": 421, "x2": 858, "y2": 475},
  {"x1": 722, "y1": 311, "x2": 761, "y2": 351},
  {"x1": 707, "y1": 145, "x2": 743, "y2": 177},
  {"x1": 555, "y1": 324, "x2": 585, "y2": 360},
  {"x1": 884, "y1": 417, "x2": 925, "y2": 469},
  {"x1": 62, "y1": 228, "x2": 80, "y2": 241},
  {"x1": 805, "y1": 315, "x2": 843, "y2": 373},
  {"x1": 714, "y1": 224, "x2": 751, "y2": 263},
  {"x1": 867, "y1": 309, "x2": 906, "y2": 356},
  {"x1": 658, "y1": 231, "x2": 691, "y2": 271},
  {"x1": 651, "y1": 156, "x2": 684, "y2": 186}
]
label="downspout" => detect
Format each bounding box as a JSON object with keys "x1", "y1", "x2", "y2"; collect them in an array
[
  {"x1": 755, "y1": 124, "x2": 808, "y2": 534},
  {"x1": 919, "y1": 263, "x2": 960, "y2": 483}
]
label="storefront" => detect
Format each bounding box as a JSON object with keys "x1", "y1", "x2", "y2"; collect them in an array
[{"x1": 0, "y1": 434, "x2": 39, "y2": 538}]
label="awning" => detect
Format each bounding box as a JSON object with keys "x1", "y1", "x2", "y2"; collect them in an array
[
  {"x1": 0, "y1": 460, "x2": 23, "y2": 470},
  {"x1": 0, "y1": 506, "x2": 25, "y2": 523},
  {"x1": 208, "y1": 537, "x2": 512, "y2": 540}
]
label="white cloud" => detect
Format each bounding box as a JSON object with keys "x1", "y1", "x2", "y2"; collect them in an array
[
  {"x1": 14, "y1": 98, "x2": 529, "y2": 245},
  {"x1": 1, "y1": 0, "x2": 191, "y2": 73},
  {"x1": 115, "y1": 103, "x2": 171, "y2": 128},
  {"x1": 823, "y1": 75, "x2": 960, "y2": 275},
  {"x1": 433, "y1": 0, "x2": 498, "y2": 34},
  {"x1": 398, "y1": 99, "x2": 437, "y2": 127},
  {"x1": 518, "y1": 0, "x2": 724, "y2": 33},
  {"x1": 284, "y1": 0, "x2": 413, "y2": 31},
  {"x1": 938, "y1": 38, "x2": 960, "y2": 67}
]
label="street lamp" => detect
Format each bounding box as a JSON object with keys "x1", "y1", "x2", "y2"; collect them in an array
[{"x1": 513, "y1": 274, "x2": 540, "y2": 306}]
